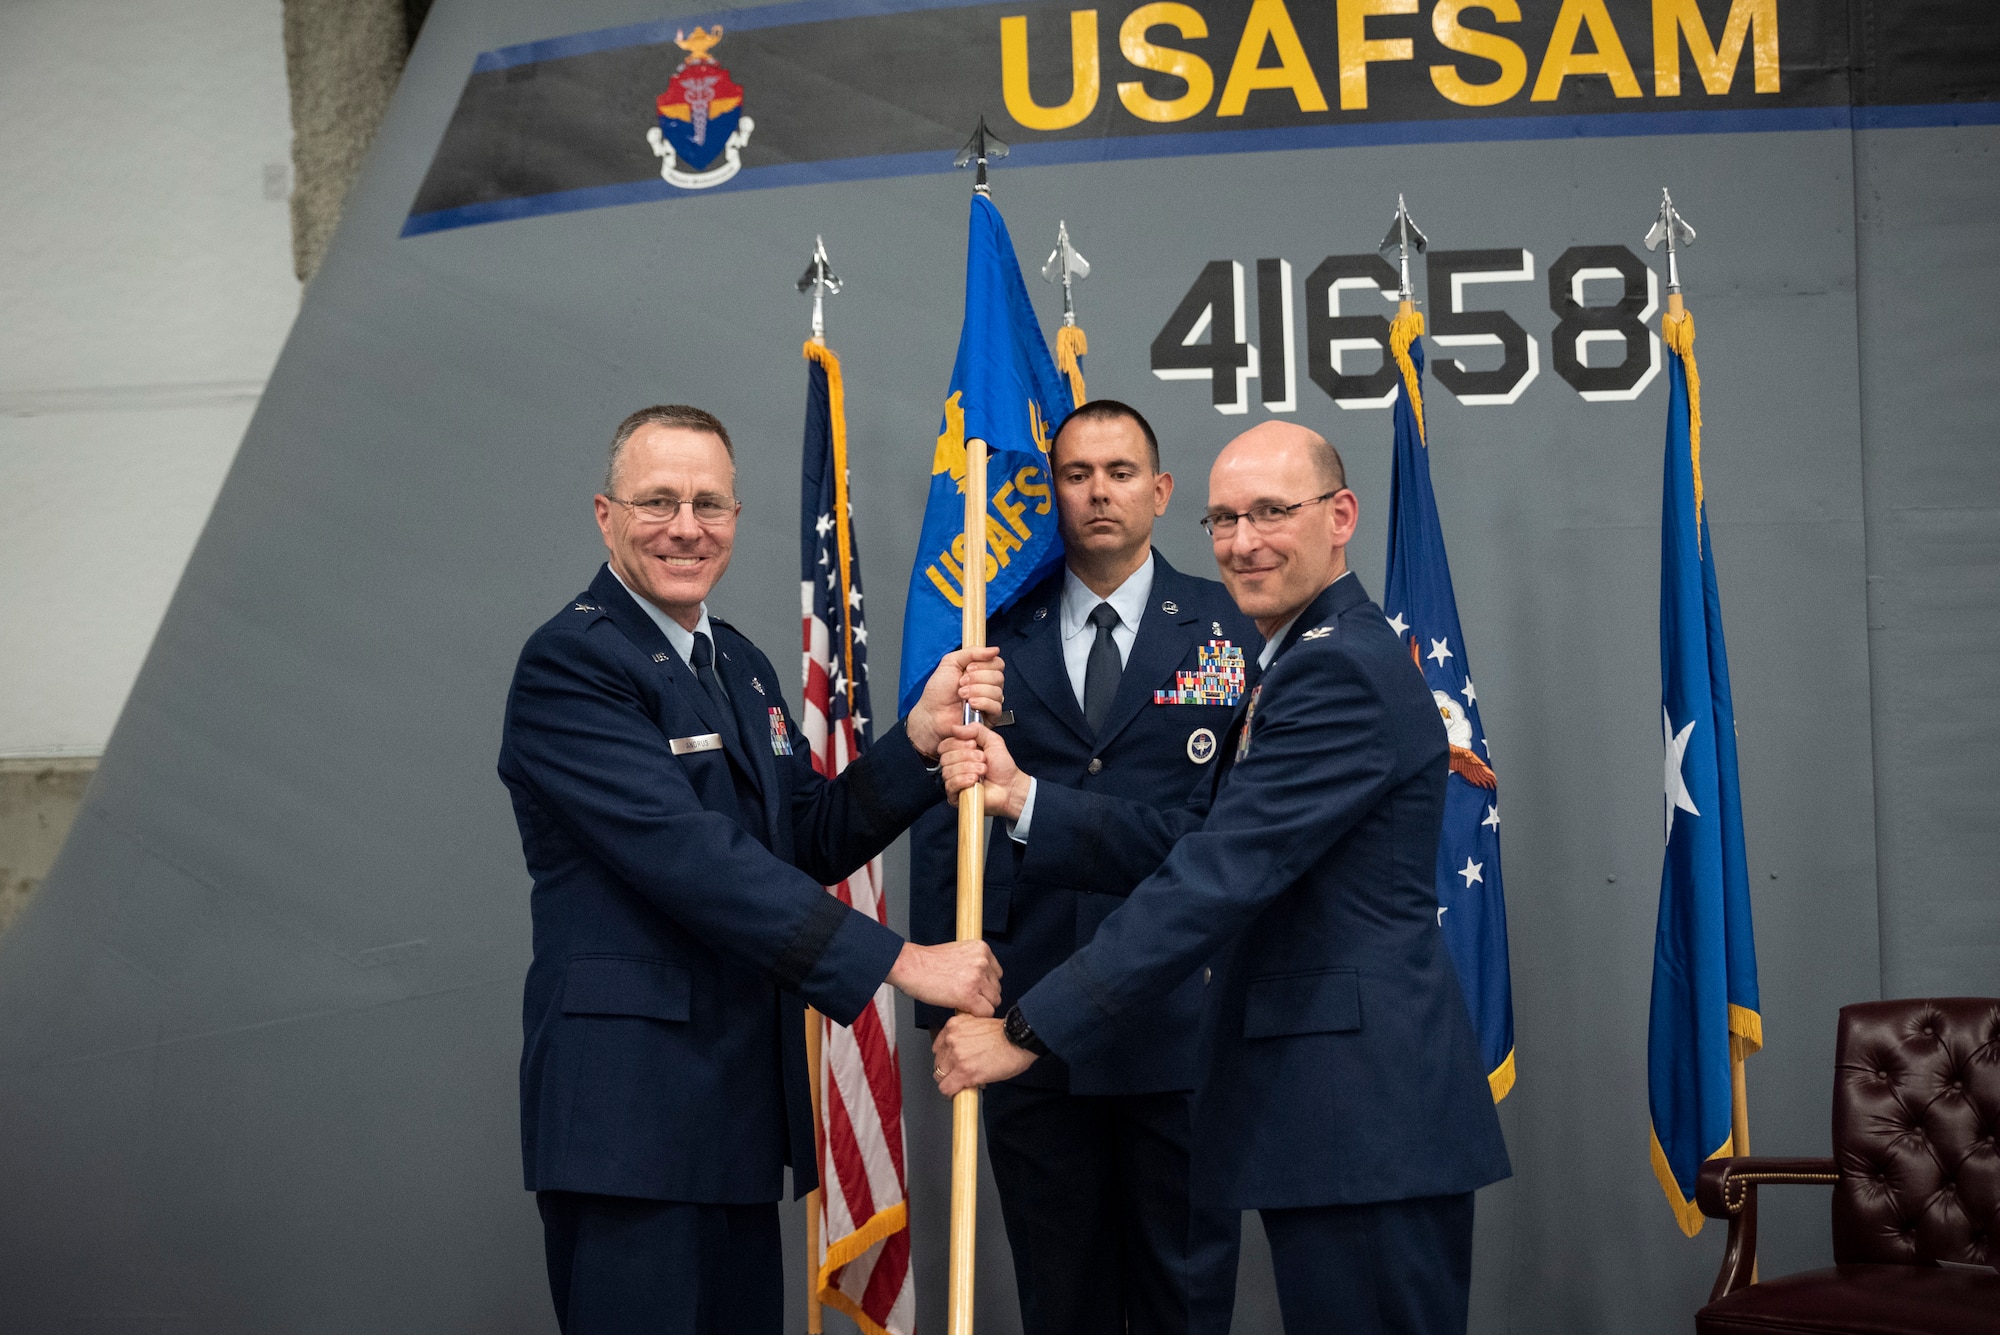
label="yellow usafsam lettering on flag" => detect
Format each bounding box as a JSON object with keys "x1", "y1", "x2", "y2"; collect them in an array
[{"x1": 900, "y1": 195, "x2": 1073, "y2": 713}]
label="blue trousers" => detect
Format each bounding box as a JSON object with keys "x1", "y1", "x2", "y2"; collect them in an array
[
  {"x1": 536, "y1": 1190, "x2": 782, "y2": 1335},
  {"x1": 1259, "y1": 1193, "x2": 1475, "y2": 1335},
  {"x1": 984, "y1": 1082, "x2": 1242, "y2": 1335}
]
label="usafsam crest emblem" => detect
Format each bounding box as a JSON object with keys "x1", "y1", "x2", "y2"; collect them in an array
[{"x1": 646, "y1": 26, "x2": 754, "y2": 189}]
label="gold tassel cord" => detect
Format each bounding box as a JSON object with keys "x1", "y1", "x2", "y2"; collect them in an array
[
  {"x1": 1387, "y1": 308, "x2": 1426, "y2": 444},
  {"x1": 1662, "y1": 307, "x2": 1704, "y2": 551},
  {"x1": 1055, "y1": 323, "x2": 1089, "y2": 405}
]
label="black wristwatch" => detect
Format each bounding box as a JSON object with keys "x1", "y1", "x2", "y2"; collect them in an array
[{"x1": 1004, "y1": 1004, "x2": 1050, "y2": 1057}]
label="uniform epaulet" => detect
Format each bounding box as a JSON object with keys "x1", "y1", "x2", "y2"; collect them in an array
[{"x1": 708, "y1": 615, "x2": 734, "y2": 633}]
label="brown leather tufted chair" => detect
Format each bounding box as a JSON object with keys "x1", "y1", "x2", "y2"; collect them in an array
[{"x1": 1694, "y1": 997, "x2": 2000, "y2": 1333}]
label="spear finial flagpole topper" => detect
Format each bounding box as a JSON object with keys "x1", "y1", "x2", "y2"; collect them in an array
[
  {"x1": 796, "y1": 234, "x2": 843, "y2": 343},
  {"x1": 1378, "y1": 193, "x2": 1429, "y2": 307},
  {"x1": 1644, "y1": 187, "x2": 1697, "y2": 299},
  {"x1": 954, "y1": 116, "x2": 1010, "y2": 197},
  {"x1": 1041, "y1": 219, "x2": 1090, "y2": 328}
]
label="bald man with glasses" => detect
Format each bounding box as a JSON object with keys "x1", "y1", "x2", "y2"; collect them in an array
[{"x1": 932, "y1": 420, "x2": 1511, "y2": 1335}]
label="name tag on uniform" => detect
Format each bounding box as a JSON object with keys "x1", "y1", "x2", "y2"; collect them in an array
[{"x1": 670, "y1": 733, "x2": 725, "y2": 755}]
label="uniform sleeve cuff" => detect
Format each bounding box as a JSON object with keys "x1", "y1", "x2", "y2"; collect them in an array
[
  {"x1": 1016, "y1": 959, "x2": 1115, "y2": 1065},
  {"x1": 1007, "y1": 777, "x2": 1038, "y2": 843},
  {"x1": 797, "y1": 907, "x2": 905, "y2": 1027},
  {"x1": 857, "y1": 719, "x2": 947, "y2": 819}
]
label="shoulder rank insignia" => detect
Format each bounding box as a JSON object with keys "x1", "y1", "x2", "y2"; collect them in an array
[
  {"x1": 1156, "y1": 639, "x2": 1246, "y2": 706},
  {"x1": 768, "y1": 706, "x2": 794, "y2": 756},
  {"x1": 1301, "y1": 626, "x2": 1333, "y2": 641}
]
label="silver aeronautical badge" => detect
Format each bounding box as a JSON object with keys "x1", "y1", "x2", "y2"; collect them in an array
[
  {"x1": 1187, "y1": 727, "x2": 1218, "y2": 764},
  {"x1": 752, "y1": 677, "x2": 766, "y2": 695},
  {"x1": 1212, "y1": 621, "x2": 1224, "y2": 636}
]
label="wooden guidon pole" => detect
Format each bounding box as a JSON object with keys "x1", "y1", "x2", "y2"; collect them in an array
[
  {"x1": 1731, "y1": 1029, "x2": 1754, "y2": 1283},
  {"x1": 946, "y1": 439, "x2": 990, "y2": 1335}
]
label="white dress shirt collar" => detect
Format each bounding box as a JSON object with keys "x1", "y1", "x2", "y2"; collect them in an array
[
  {"x1": 1060, "y1": 551, "x2": 1156, "y2": 644},
  {"x1": 607, "y1": 563, "x2": 714, "y2": 667},
  {"x1": 1257, "y1": 571, "x2": 1355, "y2": 670}
]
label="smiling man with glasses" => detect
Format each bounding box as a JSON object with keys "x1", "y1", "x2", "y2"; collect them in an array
[
  {"x1": 498, "y1": 403, "x2": 1009, "y2": 1335},
  {"x1": 931, "y1": 419, "x2": 1511, "y2": 1335}
]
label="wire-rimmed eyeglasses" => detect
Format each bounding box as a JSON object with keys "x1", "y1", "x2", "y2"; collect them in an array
[
  {"x1": 1200, "y1": 491, "x2": 1340, "y2": 538},
  {"x1": 607, "y1": 494, "x2": 740, "y2": 525}
]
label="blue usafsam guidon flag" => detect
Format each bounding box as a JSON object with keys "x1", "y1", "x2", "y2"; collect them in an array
[
  {"x1": 1648, "y1": 307, "x2": 1761, "y2": 1237},
  {"x1": 897, "y1": 195, "x2": 1074, "y2": 716},
  {"x1": 1382, "y1": 311, "x2": 1516, "y2": 1103}
]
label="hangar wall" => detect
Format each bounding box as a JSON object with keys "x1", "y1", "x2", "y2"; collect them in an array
[{"x1": 0, "y1": 1, "x2": 1994, "y2": 1333}]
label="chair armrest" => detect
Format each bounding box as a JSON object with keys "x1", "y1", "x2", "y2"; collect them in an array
[
  {"x1": 1695, "y1": 1157, "x2": 1840, "y2": 1303},
  {"x1": 1697, "y1": 1157, "x2": 1840, "y2": 1219}
]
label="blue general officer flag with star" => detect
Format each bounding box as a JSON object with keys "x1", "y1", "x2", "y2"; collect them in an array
[
  {"x1": 1648, "y1": 306, "x2": 1760, "y2": 1237},
  {"x1": 897, "y1": 195, "x2": 1073, "y2": 716},
  {"x1": 1382, "y1": 310, "x2": 1516, "y2": 1103}
]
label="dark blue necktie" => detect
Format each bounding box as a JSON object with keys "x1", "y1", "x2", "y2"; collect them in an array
[
  {"x1": 688, "y1": 632, "x2": 740, "y2": 747},
  {"x1": 1083, "y1": 602, "x2": 1123, "y2": 736}
]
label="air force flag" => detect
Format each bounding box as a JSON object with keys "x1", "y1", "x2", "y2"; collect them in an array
[
  {"x1": 1383, "y1": 311, "x2": 1516, "y2": 1102},
  {"x1": 897, "y1": 195, "x2": 1073, "y2": 715},
  {"x1": 1647, "y1": 306, "x2": 1761, "y2": 1237}
]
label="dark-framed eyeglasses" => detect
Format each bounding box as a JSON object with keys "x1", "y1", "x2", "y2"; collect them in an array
[
  {"x1": 1200, "y1": 491, "x2": 1340, "y2": 538},
  {"x1": 608, "y1": 494, "x2": 739, "y2": 525}
]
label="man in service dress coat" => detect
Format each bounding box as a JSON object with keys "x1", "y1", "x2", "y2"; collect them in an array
[
  {"x1": 910, "y1": 400, "x2": 1258, "y2": 1335},
  {"x1": 933, "y1": 420, "x2": 1510, "y2": 1335},
  {"x1": 499, "y1": 404, "x2": 1004, "y2": 1335}
]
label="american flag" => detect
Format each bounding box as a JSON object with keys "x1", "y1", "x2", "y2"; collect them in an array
[{"x1": 800, "y1": 340, "x2": 915, "y2": 1335}]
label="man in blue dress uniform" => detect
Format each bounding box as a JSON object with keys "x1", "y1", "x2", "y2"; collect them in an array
[
  {"x1": 932, "y1": 420, "x2": 1510, "y2": 1335},
  {"x1": 498, "y1": 405, "x2": 1004, "y2": 1335},
  {"x1": 910, "y1": 400, "x2": 1258, "y2": 1335}
]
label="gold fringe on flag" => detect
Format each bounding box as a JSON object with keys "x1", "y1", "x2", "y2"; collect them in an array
[
  {"x1": 803, "y1": 339, "x2": 858, "y2": 707},
  {"x1": 1662, "y1": 308, "x2": 1704, "y2": 548},
  {"x1": 1387, "y1": 307, "x2": 1426, "y2": 444},
  {"x1": 1055, "y1": 323, "x2": 1088, "y2": 405}
]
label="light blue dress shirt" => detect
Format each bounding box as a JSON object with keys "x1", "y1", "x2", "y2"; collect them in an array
[
  {"x1": 1013, "y1": 554, "x2": 1155, "y2": 842},
  {"x1": 1058, "y1": 552, "x2": 1155, "y2": 707},
  {"x1": 608, "y1": 564, "x2": 717, "y2": 677}
]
